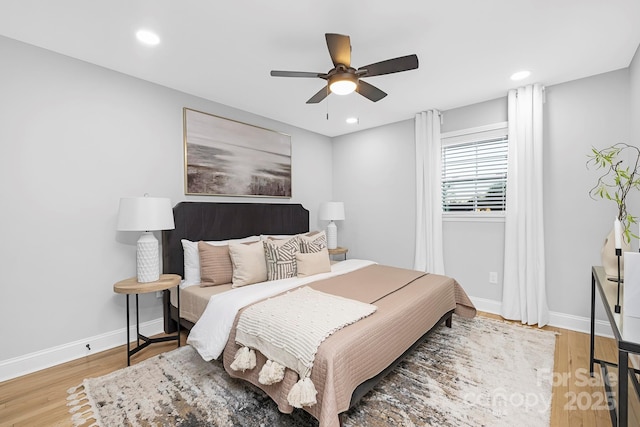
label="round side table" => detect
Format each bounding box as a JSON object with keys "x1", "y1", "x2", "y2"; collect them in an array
[{"x1": 114, "y1": 274, "x2": 181, "y2": 365}]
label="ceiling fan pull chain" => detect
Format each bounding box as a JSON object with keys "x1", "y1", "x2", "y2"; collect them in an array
[{"x1": 326, "y1": 90, "x2": 330, "y2": 120}]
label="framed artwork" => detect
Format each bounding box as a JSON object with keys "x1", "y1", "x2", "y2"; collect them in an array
[{"x1": 183, "y1": 108, "x2": 292, "y2": 197}]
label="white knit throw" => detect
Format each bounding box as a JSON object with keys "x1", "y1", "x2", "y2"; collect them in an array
[{"x1": 231, "y1": 286, "x2": 377, "y2": 407}]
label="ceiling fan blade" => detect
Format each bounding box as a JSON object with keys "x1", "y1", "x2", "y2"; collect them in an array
[
  {"x1": 306, "y1": 86, "x2": 330, "y2": 104},
  {"x1": 356, "y1": 80, "x2": 387, "y2": 102},
  {"x1": 358, "y1": 54, "x2": 419, "y2": 77},
  {"x1": 325, "y1": 33, "x2": 351, "y2": 67},
  {"x1": 271, "y1": 70, "x2": 326, "y2": 78}
]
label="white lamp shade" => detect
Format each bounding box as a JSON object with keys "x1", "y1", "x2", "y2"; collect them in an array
[
  {"x1": 117, "y1": 196, "x2": 174, "y2": 283},
  {"x1": 117, "y1": 197, "x2": 175, "y2": 231},
  {"x1": 320, "y1": 202, "x2": 345, "y2": 250},
  {"x1": 319, "y1": 202, "x2": 345, "y2": 221}
]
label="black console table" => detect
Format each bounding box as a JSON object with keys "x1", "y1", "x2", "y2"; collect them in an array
[{"x1": 590, "y1": 266, "x2": 640, "y2": 426}]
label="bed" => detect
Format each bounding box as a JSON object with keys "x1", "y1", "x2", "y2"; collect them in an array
[{"x1": 162, "y1": 201, "x2": 476, "y2": 427}]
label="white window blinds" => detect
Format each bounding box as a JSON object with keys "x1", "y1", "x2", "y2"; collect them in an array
[{"x1": 441, "y1": 125, "x2": 508, "y2": 212}]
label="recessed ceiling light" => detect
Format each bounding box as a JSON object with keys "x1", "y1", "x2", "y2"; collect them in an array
[
  {"x1": 510, "y1": 70, "x2": 531, "y2": 81},
  {"x1": 346, "y1": 117, "x2": 359, "y2": 124},
  {"x1": 136, "y1": 29, "x2": 160, "y2": 46}
]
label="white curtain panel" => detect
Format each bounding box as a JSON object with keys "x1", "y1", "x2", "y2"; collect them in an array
[
  {"x1": 414, "y1": 110, "x2": 445, "y2": 274},
  {"x1": 501, "y1": 84, "x2": 549, "y2": 326}
]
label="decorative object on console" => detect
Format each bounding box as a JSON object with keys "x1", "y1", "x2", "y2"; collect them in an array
[
  {"x1": 117, "y1": 195, "x2": 175, "y2": 283},
  {"x1": 319, "y1": 201, "x2": 345, "y2": 249},
  {"x1": 183, "y1": 108, "x2": 291, "y2": 198},
  {"x1": 601, "y1": 226, "x2": 631, "y2": 280},
  {"x1": 587, "y1": 143, "x2": 640, "y2": 279},
  {"x1": 615, "y1": 218, "x2": 622, "y2": 313}
]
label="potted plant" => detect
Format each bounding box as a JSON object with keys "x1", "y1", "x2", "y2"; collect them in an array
[{"x1": 587, "y1": 143, "x2": 640, "y2": 277}]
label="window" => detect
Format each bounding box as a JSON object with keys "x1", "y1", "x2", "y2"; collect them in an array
[{"x1": 441, "y1": 123, "x2": 508, "y2": 213}]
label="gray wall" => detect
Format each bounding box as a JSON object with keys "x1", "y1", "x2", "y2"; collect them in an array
[
  {"x1": 630, "y1": 45, "x2": 640, "y2": 220},
  {"x1": 441, "y1": 97, "x2": 507, "y2": 133},
  {"x1": 332, "y1": 69, "x2": 632, "y2": 323},
  {"x1": 332, "y1": 119, "x2": 416, "y2": 268},
  {"x1": 0, "y1": 36, "x2": 333, "y2": 362},
  {"x1": 544, "y1": 70, "x2": 630, "y2": 319}
]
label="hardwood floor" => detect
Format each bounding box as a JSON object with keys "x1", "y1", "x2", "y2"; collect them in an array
[{"x1": 0, "y1": 314, "x2": 638, "y2": 426}]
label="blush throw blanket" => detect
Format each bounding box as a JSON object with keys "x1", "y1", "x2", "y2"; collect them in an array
[{"x1": 230, "y1": 286, "x2": 377, "y2": 407}]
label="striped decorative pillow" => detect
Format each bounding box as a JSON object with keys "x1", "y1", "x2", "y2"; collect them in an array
[
  {"x1": 299, "y1": 231, "x2": 327, "y2": 253},
  {"x1": 263, "y1": 236, "x2": 299, "y2": 280}
]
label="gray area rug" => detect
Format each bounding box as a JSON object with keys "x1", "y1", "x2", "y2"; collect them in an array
[{"x1": 68, "y1": 315, "x2": 556, "y2": 427}]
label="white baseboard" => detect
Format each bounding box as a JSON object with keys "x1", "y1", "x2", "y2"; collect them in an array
[
  {"x1": 0, "y1": 318, "x2": 165, "y2": 383},
  {"x1": 469, "y1": 296, "x2": 614, "y2": 339},
  {"x1": 469, "y1": 296, "x2": 502, "y2": 314}
]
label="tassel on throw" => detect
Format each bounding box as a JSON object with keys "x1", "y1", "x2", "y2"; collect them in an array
[
  {"x1": 258, "y1": 360, "x2": 285, "y2": 385},
  {"x1": 287, "y1": 377, "x2": 317, "y2": 408},
  {"x1": 230, "y1": 346, "x2": 256, "y2": 372}
]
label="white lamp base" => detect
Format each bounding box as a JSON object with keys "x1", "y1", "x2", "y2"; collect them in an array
[
  {"x1": 136, "y1": 232, "x2": 159, "y2": 283},
  {"x1": 326, "y1": 221, "x2": 338, "y2": 249}
]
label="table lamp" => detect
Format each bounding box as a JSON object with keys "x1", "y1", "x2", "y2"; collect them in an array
[
  {"x1": 319, "y1": 201, "x2": 345, "y2": 249},
  {"x1": 117, "y1": 195, "x2": 175, "y2": 283}
]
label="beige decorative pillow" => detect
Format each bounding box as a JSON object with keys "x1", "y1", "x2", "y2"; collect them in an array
[
  {"x1": 228, "y1": 241, "x2": 268, "y2": 287},
  {"x1": 263, "y1": 236, "x2": 299, "y2": 281},
  {"x1": 299, "y1": 230, "x2": 327, "y2": 253},
  {"x1": 198, "y1": 242, "x2": 233, "y2": 287},
  {"x1": 296, "y1": 248, "x2": 331, "y2": 278}
]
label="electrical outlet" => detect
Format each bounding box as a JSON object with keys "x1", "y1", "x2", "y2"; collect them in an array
[
  {"x1": 489, "y1": 272, "x2": 498, "y2": 284},
  {"x1": 156, "y1": 291, "x2": 163, "y2": 299}
]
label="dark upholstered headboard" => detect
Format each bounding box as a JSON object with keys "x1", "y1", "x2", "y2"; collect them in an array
[{"x1": 162, "y1": 202, "x2": 309, "y2": 278}]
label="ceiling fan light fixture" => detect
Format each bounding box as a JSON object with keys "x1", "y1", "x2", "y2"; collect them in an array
[{"x1": 329, "y1": 74, "x2": 358, "y2": 95}]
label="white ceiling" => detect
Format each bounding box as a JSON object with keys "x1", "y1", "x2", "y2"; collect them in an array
[{"x1": 1, "y1": 0, "x2": 639, "y2": 137}]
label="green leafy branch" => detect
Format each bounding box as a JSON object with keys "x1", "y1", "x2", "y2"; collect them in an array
[{"x1": 587, "y1": 142, "x2": 640, "y2": 243}]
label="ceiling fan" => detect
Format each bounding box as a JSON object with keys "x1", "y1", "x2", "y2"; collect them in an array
[{"x1": 270, "y1": 33, "x2": 419, "y2": 104}]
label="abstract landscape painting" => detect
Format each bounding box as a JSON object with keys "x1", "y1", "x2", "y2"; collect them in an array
[{"x1": 183, "y1": 108, "x2": 291, "y2": 197}]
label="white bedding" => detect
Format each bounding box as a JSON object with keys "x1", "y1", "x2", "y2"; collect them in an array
[{"x1": 186, "y1": 259, "x2": 376, "y2": 361}]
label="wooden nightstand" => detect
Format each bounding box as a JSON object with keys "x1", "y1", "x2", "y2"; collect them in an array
[
  {"x1": 114, "y1": 274, "x2": 181, "y2": 366},
  {"x1": 328, "y1": 246, "x2": 348, "y2": 261}
]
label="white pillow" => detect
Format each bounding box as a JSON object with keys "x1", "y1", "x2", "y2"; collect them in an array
[
  {"x1": 181, "y1": 236, "x2": 260, "y2": 286},
  {"x1": 229, "y1": 241, "x2": 268, "y2": 287}
]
